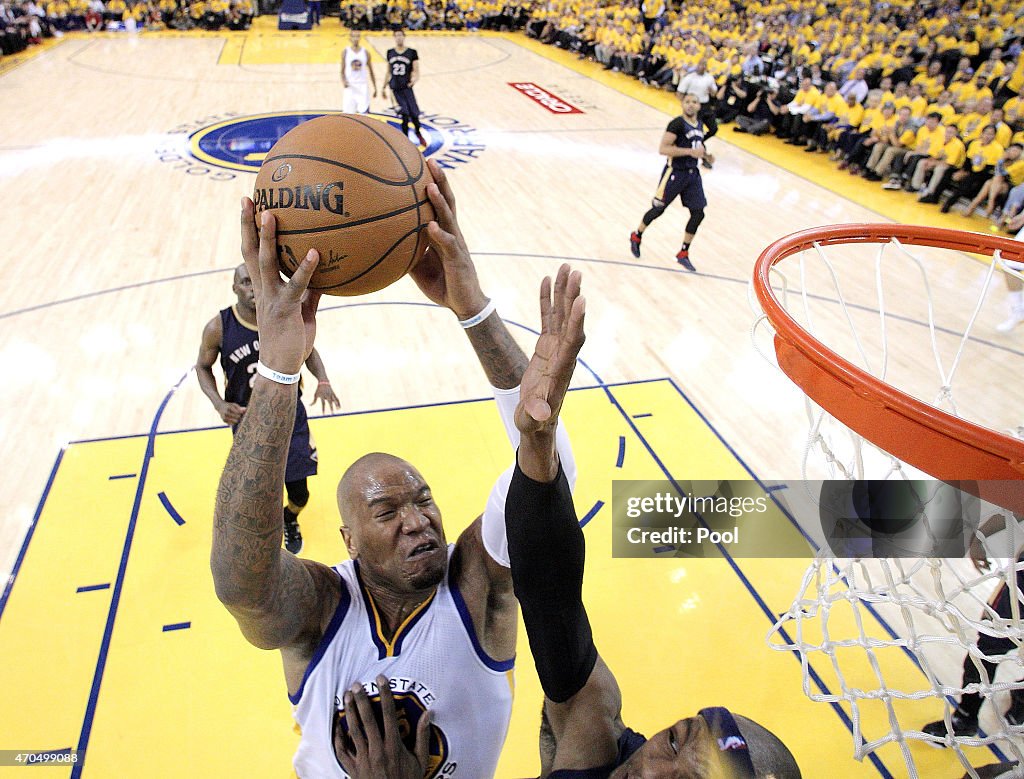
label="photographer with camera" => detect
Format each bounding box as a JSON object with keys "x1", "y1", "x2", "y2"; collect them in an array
[{"x1": 734, "y1": 81, "x2": 782, "y2": 136}]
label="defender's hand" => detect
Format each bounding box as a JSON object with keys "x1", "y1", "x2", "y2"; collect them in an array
[
  {"x1": 514, "y1": 264, "x2": 585, "y2": 436},
  {"x1": 334, "y1": 676, "x2": 432, "y2": 779},
  {"x1": 411, "y1": 159, "x2": 489, "y2": 320},
  {"x1": 240, "y1": 198, "x2": 321, "y2": 374}
]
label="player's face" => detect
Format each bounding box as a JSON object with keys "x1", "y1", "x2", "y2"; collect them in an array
[
  {"x1": 232, "y1": 266, "x2": 255, "y2": 308},
  {"x1": 395, "y1": 30, "x2": 405, "y2": 46},
  {"x1": 350, "y1": 30, "x2": 360, "y2": 46},
  {"x1": 343, "y1": 459, "x2": 448, "y2": 592},
  {"x1": 680, "y1": 94, "x2": 700, "y2": 118},
  {"x1": 608, "y1": 717, "x2": 727, "y2": 778}
]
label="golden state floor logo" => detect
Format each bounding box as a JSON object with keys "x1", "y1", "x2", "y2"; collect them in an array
[{"x1": 187, "y1": 110, "x2": 485, "y2": 175}]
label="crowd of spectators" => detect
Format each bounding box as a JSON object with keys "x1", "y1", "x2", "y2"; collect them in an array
[
  {"x1": 1, "y1": 0, "x2": 253, "y2": 56},
  {"x1": 339, "y1": 0, "x2": 529, "y2": 31},
  {"x1": 0, "y1": 0, "x2": 530, "y2": 59},
  {"x1": 528, "y1": 0, "x2": 1024, "y2": 225}
]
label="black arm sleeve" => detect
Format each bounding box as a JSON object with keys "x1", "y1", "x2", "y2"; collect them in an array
[{"x1": 505, "y1": 460, "x2": 597, "y2": 703}]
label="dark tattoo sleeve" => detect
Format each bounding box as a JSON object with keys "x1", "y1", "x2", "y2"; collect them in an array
[
  {"x1": 464, "y1": 312, "x2": 529, "y2": 390},
  {"x1": 211, "y1": 378, "x2": 324, "y2": 650}
]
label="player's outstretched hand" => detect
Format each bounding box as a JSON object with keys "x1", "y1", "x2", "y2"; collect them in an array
[
  {"x1": 515, "y1": 264, "x2": 585, "y2": 436},
  {"x1": 313, "y1": 382, "x2": 341, "y2": 414},
  {"x1": 334, "y1": 676, "x2": 432, "y2": 779},
  {"x1": 240, "y1": 197, "x2": 321, "y2": 375},
  {"x1": 411, "y1": 159, "x2": 490, "y2": 322}
]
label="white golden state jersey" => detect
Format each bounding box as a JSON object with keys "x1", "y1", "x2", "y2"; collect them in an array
[{"x1": 291, "y1": 546, "x2": 515, "y2": 778}]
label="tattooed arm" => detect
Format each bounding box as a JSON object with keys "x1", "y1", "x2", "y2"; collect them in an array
[
  {"x1": 213, "y1": 377, "x2": 336, "y2": 651},
  {"x1": 211, "y1": 200, "x2": 336, "y2": 659}
]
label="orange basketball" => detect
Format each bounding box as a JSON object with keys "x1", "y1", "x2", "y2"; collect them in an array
[{"x1": 253, "y1": 114, "x2": 435, "y2": 296}]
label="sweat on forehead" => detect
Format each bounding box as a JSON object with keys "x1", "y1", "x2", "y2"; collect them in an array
[{"x1": 336, "y1": 453, "x2": 424, "y2": 512}]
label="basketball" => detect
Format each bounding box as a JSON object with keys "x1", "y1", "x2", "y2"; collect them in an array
[{"x1": 252, "y1": 114, "x2": 435, "y2": 296}]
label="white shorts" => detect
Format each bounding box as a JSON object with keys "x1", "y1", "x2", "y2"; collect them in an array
[{"x1": 343, "y1": 84, "x2": 370, "y2": 114}]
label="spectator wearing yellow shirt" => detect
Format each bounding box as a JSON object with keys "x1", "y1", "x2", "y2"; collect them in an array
[
  {"x1": 976, "y1": 49, "x2": 1007, "y2": 84},
  {"x1": 940, "y1": 124, "x2": 1004, "y2": 211},
  {"x1": 882, "y1": 111, "x2": 944, "y2": 188},
  {"x1": 959, "y1": 97, "x2": 994, "y2": 143},
  {"x1": 847, "y1": 99, "x2": 897, "y2": 171},
  {"x1": 912, "y1": 60, "x2": 946, "y2": 100},
  {"x1": 794, "y1": 80, "x2": 846, "y2": 151},
  {"x1": 965, "y1": 142, "x2": 1024, "y2": 218},
  {"x1": 826, "y1": 93, "x2": 866, "y2": 158},
  {"x1": 996, "y1": 56, "x2": 1024, "y2": 102},
  {"x1": 989, "y1": 107, "x2": 1013, "y2": 147},
  {"x1": 926, "y1": 90, "x2": 959, "y2": 124},
  {"x1": 917, "y1": 125, "x2": 968, "y2": 201},
  {"x1": 780, "y1": 76, "x2": 821, "y2": 140},
  {"x1": 1002, "y1": 95, "x2": 1024, "y2": 126},
  {"x1": 864, "y1": 105, "x2": 916, "y2": 179},
  {"x1": 105, "y1": 0, "x2": 125, "y2": 21}
]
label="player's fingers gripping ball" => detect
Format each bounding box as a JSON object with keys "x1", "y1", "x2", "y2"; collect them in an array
[{"x1": 253, "y1": 114, "x2": 435, "y2": 296}]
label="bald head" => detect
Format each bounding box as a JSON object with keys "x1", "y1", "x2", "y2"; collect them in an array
[
  {"x1": 337, "y1": 452, "x2": 447, "y2": 591},
  {"x1": 337, "y1": 452, "x2": 420, "y2": 525},
  {"x1": 234, "y1": 263, "x2": 248, "y2": 284}
]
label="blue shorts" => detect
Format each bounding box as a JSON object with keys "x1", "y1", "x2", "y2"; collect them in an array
[
  {"x1": 286, "y1": 404, "x2": 318, "y2": 483},
  {"x1": 654, "y1": 165, "x2": 706, "y2": 211}
]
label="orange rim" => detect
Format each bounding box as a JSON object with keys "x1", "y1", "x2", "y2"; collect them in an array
[{"x1": 753, "y1": 224, "x2": 1024, "y2": 511}]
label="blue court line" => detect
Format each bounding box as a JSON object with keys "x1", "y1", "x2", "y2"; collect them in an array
[
  {"x1": 765, "y1": 483, "x2": 787, "y2": 492},
  {"x1": 108, "y1": 473, "x2": 136, "y2": 481},
  {"x1": 615, "y1": 436, "x2": 626, "y2": 468},
  {"x1": 652, "y1": 544, "x2": 675, "y2": 554},
  {"x1": 76, "y1": 584, "x2": 111, "y2": 594},
  {"x1": 658, "y1": 378, "x2": 1011, "y2": 766},
  {"x1": 631, "y1": 412, "x2": 653, "y2": 419},
  {"x1": 162, "y1": 622, "x2": 191, "y2": 632},
  {"x1": 579, "y1": 500, "x2": 604, "y2": 529},
  {"x1": 71, "y1": 369, "x2": 191, "y2": 779},
  {"x1": 0, "y1": 449, "x2": 64, "y2": 626},
  {"x1": 157, "y1": 492, "x2": 185, "y2": 526},
  {"x1": 600, "y1": 380, "x2": 896, "y2": 778}
]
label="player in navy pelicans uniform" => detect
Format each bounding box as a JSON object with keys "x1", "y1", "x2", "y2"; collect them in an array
[
  {"x1": 629, "y1": 92, "x2": 712, "y2": 272},
  {"x1": 384, "y1": 29, "x2": 427, "y2": 146},
  {"x1": 213, "y1": 165, "x2": 576, "y2": 778},
  {"x1": 197, "y1": 264, "x2": 339, "y2": 554}
]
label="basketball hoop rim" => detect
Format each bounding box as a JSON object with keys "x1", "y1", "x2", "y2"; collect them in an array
[{"x1": 753, "y1": 223, "x2": 1024, "y2": 495}]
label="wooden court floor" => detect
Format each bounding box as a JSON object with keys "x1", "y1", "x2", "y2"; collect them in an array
[{"x1": 1, "y1": 22, "x2": 1023, "y2": 778}]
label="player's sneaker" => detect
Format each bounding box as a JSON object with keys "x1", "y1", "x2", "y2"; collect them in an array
[
  {"x1": 922, "y1": 709, "x2": 978, "y2": 745},
  {"x1": 283, "y1": 512, "x2": 304, "y2": 555},
  {"x1": 416, "y1": 131, "x2": 427, "y2": 147},
  {"x1": 676, "y1": 249, "x2": 696, "y2": 272},
  {"x1": 629, "y1": 231, "x2": 642, "y2": 258},
  {"x1": 996, "y1": 310, "x2": 1024, "y2": 332}
]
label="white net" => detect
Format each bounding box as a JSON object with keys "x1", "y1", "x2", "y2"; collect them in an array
[{"x1": 751, "y1": 230, "x2": 1024, "y2": 778}]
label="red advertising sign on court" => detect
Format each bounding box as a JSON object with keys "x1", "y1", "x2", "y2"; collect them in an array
[{"x1": 508, "y1": 83, "x2": 584, "y2": 114}]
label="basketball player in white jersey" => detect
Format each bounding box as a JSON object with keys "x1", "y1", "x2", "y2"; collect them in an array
[
  {"x1": 341, "y1": 30, "x2": 377, "y2": 114},
  {"x1": 214, "y1": 159, "x2": 577, "y2": 779}
]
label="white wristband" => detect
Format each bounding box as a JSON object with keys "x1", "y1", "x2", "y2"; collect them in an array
[
  {"x1": 256, "y1": 361, "x2": 301, "y2": 385},
  {"x1": 459, "y1": 300, "x2": 496, "y2": 329}
]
